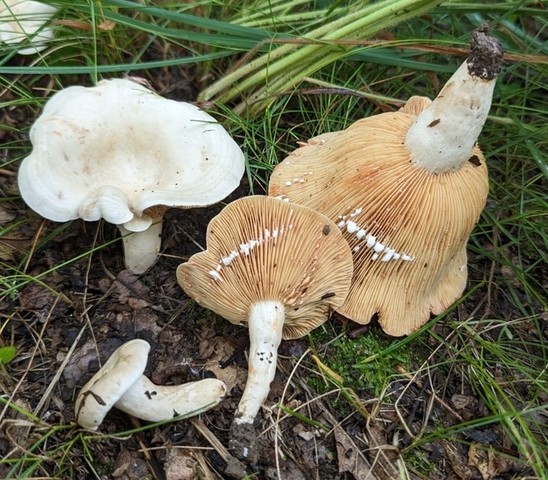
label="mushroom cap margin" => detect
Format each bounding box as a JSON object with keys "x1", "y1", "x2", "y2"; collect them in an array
[
  {"x1": 0, "y1": 1, "x2": 58, "y2": 55},
  {"x1": 17, "y1": 78, "x2": 245, "y2": 229},
  {"x1": 176, "y1": 195, "x2": 354, "y2": 340}
]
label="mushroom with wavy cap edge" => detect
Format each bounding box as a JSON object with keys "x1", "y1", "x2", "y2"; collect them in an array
[
  {"x1": 176, "y1": 195, "x2": 353, "y2": 459},
  {"x1": 18, "y1": 78, "x2": 245, "y2": 274},
  {"x1": 0, "y1": 0, "x2": 57, "y2": 55},
  {"x1": 268, "y1": 28, "x2": 504, "y2": 336}
]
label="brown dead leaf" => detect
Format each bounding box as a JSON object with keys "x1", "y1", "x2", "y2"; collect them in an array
[
  {"x1": 451, "y1": 394, "x2": 477, "y2": 410},
  {"x1": 54, "y1": 19, "x2": 93, "y2": 31},
  {"x1": 52, "y1": 19, "x2": 117, "y2": 32},
  {"x1": 112, "y1": 449, "x2": 150, "y2": 479},
  {"x1": 467, "y1": 443, "x2": 514, "y2": 480},
  {"x1": 132, "y1": 308, "x2": 162, "y2": 335},
  {"x1": 366, "y1": 421, "x2": 401, "y2": 480},
  {"x1": 1, "y1": 398, "x2": 34, "y2": 447},
  {"x1": 62, "y1": 337, "x2": 124, "y2": 389},
  {"x1": 18, "y1": 284, "x2": 56, "y2": 311},
  {"x1": 335, "y1": 426, "x2": 373, "y2": 479},
  {"x1": 98, "y1": 20, "x2": 116, "y2": 31},
  {"x1": 441, "y1": 439, "x2": 481, "y2": 480},
  {"x1": 164, "y1": 448, "x2": 198, "y2": 480},
  {"x1": 113, "y1": 270, "x2": 151, "y2": 305},
  {"x1": 0, "y1": 238, "x2": 25, "y2": 261},
  {"x1": 0, "y1": 205, "x2": 16, "y2": 224},
  {"x1": 203, "y1": 336, "x2": 246, "y2": 394}
]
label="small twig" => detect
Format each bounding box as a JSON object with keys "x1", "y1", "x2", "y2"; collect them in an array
[
  {"x1": 0, "y1": 168, "x2": 16, "y2": 177},
  {"x1": 22, "y1": 219, "x2": 47, "y2": 274},
  {"x1": 34, "y1": 322, "x2": 87, "y2": 417}
]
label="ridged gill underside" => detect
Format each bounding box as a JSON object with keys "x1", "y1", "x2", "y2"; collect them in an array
[
  {"x1": 268, "y1": 97, "x2": 489, "y2": 336},
  {"x1": 177, "y1": 196, "x2": 353, "y2": 339}
]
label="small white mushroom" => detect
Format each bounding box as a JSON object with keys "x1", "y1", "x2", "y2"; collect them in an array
[
  {"x1": 75, "y1": 339, "x2": 226, "y2": 431},
  {"x1": 18, "y1": 78, "x2": 245, "y2": 274},
  {"x1": 0, "y1": 1, "x2": 57, "y2": 55}
]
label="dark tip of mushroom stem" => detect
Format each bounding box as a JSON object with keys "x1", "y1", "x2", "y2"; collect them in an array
[
  {"x1": 467, "y1": 25, "x2": 504, "y2": 80},
  {"x1": 229, "y1": 421, "x2": 260, "y2": 463}
]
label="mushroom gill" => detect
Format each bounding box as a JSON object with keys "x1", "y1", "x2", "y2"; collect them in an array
[
  {"x1": 269, "y1": 97, "x2": 488, "y2": 336},
  {"x1": 177, "y1": 195, "x2": 352, "y2": 340},
  {"x1": 268, "y1": 28, "x2": 502, "y2": 336}
]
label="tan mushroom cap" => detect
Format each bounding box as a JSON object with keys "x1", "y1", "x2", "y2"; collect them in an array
[
  {"x1": 176, "y1": 195, "x2": 353, "y2": 339},
  {"x1": 268, "y1": 97, "x2": 488, "y2": 336}
]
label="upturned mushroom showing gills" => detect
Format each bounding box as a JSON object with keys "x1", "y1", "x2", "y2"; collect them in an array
[
  {"x1": 17, "y1": 78, "x2": 245, "y2": 274},
  {"x1": 268, "y1": 27, "x2": 503, "y2": 336},
  {"x1": 176, "y1": 196, "x2": 353, "y2": 444},
  {"x1": 75, "y1": 339, "x2": 227, "y2": 431}
]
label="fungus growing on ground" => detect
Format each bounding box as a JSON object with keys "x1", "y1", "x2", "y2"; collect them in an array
[
  {"x1": 0, "y1": 1, "x2": 57, "y2": 55},
  {"x1": 176, "y1": 195, "x2": 353, "y2": 458},
  {"x1": 268, "y1": 28, "x2": 503, "y2": 336},
  {"x1": 18, "y1": 78, "x2": 245, "y2": 274},
  {"x1": 75, "y1": 339, "x2": 227, "y2": 431}
]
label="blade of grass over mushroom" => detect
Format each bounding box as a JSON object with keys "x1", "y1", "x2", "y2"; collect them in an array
[{"x1": 0, "y1": 0, "x2": 269, "y2": 75}]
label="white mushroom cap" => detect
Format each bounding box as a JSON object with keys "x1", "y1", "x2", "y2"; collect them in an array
[
  {"x1": 75, "y1": 339, "x2": 227, "y2": 431},
  {"x1": 0, "y1": 1, "x2": 57, "y2": 55},
  {"x1": 75, "y1": 339, "x2": 150, "y2": 430},
  {"x1": 18, "y1": 78, "x2": 245, "y2": 273}
]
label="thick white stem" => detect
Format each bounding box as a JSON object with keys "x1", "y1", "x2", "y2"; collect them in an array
[
  {"x1": 115, "y1": 376, "x2": 226, "y2": 422},
  {"x1": 405, "y1": 61, "x2": 495, "y2": 173},
  {"x1": 234, "y1": 300, "x2": 285, "y2": 425},
  {"x1": 118, "y1": 216, "x2": 163, "y2": 274},
  {"x1": 405, "y1": 28, "x2": 503, "y2": 174}
]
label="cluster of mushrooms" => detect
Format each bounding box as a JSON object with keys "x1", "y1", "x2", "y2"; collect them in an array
[{"x1": 15, "y1": 19, "x2": 503, "y2": 458}]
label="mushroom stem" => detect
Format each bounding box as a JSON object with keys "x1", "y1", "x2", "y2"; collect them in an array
[
  {"x1": 115, "y1": 376, "x2": 227, "y2": 422},
  {"x1": 118, "y1": 215, "x2": 163, "y2": 275},
  {"x1": 234, "y1": 300, "x2": 285, "y2": 425},
  {"x1": 405, "y1": 27, "x2": 503, "y2": 174}
]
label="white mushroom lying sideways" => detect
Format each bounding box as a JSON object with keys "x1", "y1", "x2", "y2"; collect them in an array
[
  {"x1": 0, "y1": 0, "x2": 58, "y2": 55},
  {"x1": 75, "y1": 339, "x2": 226, "y2": 431},
  {"x1": 18, "y1": 78, "x2": 245, "y2": 274}
]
